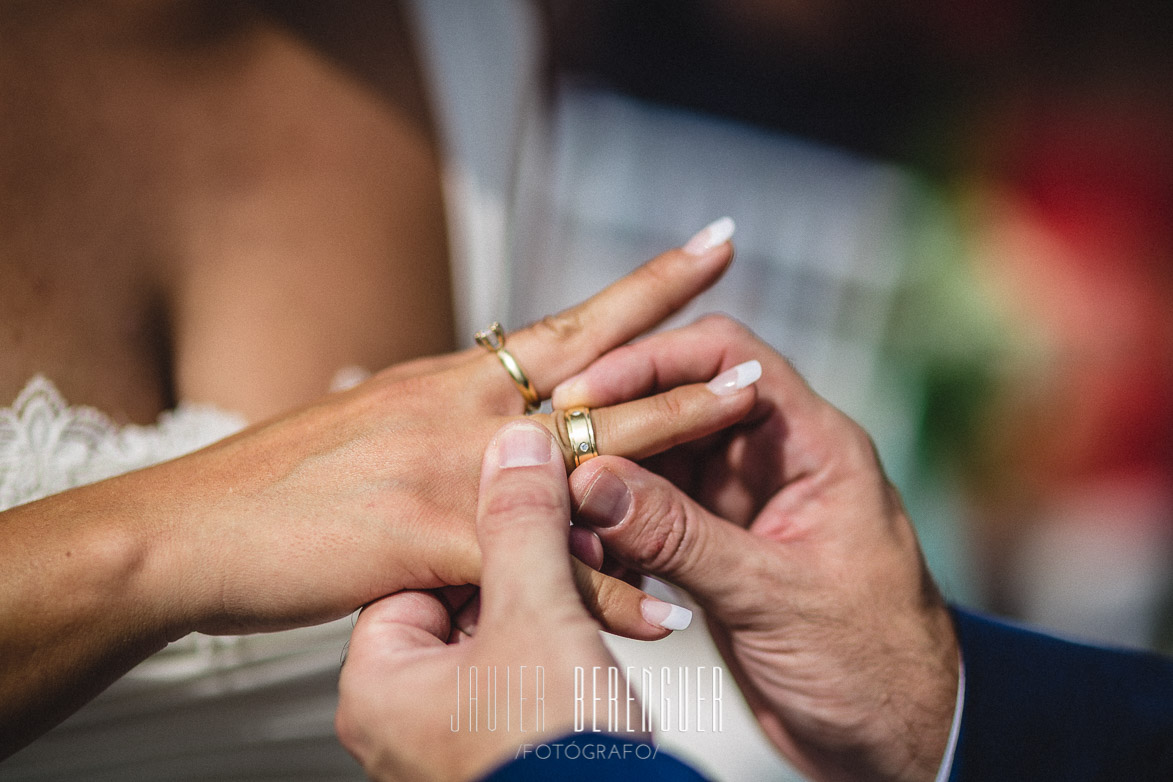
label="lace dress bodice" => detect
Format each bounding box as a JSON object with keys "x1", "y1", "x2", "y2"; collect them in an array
[
  {"x1": 0, "y1": 377, "x2": 364, "y2": 780},
  {"x1": 0, "y1": 375, "x2": 247, "y2": 512}
]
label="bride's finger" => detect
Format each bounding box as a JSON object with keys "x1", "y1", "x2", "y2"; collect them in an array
[
  {"x1": 479, "y1": 218, "x2": 736, "y2": 409},
  {"x1": 574, "y1": 559, "x2": 692, "y2": 639},
  {"x1": 446, "y1": 534, "x2": 683, "y2": 641},
  {"x1": 445, "y1": 536, "x2": 681, "y2": 641},
  {"x1": 552, "y1": 314, "x2": 768, "y2": 409},
  {"x1": 535, "y1": 371, "x2": 760, "y2": 472}
]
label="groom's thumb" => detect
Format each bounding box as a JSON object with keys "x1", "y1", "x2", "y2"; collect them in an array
[
  {"x1": 570, "y1": 456, "x2": 770, "y2": 625},
  {"x1": 476, "y1": 421, "x2": 585, "y2": 623}
]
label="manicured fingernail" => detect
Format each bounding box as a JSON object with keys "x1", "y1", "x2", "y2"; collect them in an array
[
  {"x1": 576, "y1": 469, "x2": 632, "y2": 528},
  {"x1": 683, "y1": 216, "x2": 736, "y2": 256},
  {"x1": 641, "y1": 598, "x2": 693, "y2": 631},
  {"x1": 705, "y1": 359, "x2": 762, "y2": 396},
  {"x1": 497, "y1": 423, "x2": 554, "y2": 468}
]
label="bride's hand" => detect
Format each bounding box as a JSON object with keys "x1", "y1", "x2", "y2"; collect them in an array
[
  {"x1": 146, "y1": 222, "x2": 751, "y2": 640},
  {"x1": 0, "y1": 223, "x2": 748, "y2": 757}
]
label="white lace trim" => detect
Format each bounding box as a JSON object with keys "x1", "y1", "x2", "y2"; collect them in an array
[
  {"x1": 0, "y1": 375, "x2": 364, "y2": 686},
  {"x1": 0, "y1": 375, "x2": 247, "y2": 512}
]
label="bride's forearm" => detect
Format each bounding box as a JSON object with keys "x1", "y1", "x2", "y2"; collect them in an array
[
  {"x1": 0, "y1": 229, "x2": 750, "y2": 760},
  {"x1": 0, "y1": 472, "x2": 190, "y2": 759}
]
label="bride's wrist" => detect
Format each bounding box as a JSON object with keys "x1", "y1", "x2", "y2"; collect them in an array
[{"x1": 82, "y1": 460, "x2": 215, "y2": 644}]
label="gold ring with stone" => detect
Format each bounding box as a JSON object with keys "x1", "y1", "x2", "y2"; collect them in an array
[
  {"x1": 563, "y1": 406, "x2": 598, "y2": 468},
  {"x1": 475, "y1": 322, "x2": 540, "y2": 413}
]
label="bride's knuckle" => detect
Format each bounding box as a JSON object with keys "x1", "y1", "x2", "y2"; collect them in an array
[
  {"x1": 533, "y1": 311, "x2": 583, "y2": 344},
  {"x1": 587, "y1": 575, "x2": 626, "y2": 621},
  {"x1": 653, "y1": 390, "x2": 687, "y2": 423},
  {"x1": 697, "y1": 312, "x2": 739, "y2": 338},
  {"x1": 640, "y1": 253, "x2": 681, "y2": 287},
  {"x1": 628, "y1": 495, "x2": 690, "y2": 573}
]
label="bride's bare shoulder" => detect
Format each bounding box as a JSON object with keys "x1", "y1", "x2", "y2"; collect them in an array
[{"x1": 0, "y1": 1, "x2": 453, "y2": 423}]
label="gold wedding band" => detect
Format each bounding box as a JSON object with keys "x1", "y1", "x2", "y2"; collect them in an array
[
  {"x1": 475, "y1": 322, "x2": 540, "y2": 413},
  {"x1": 563, "y1": 406, "x2": 598, "y2": 468}
]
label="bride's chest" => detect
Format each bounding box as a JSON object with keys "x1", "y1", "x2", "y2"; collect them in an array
[{"x1": 0, "y1": 253, "x2": 171, "y2": 424}]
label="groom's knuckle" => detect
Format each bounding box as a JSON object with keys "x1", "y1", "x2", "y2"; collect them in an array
[
  {"x1": 629, "y1": 493, "x2": 690, "y2": 572},
  {"x1": 334, "y1": 704, "x2": 362, "y2": 752},
  {"x1": 838, "y1": 414, "x2": 879, "y2": 466},
  {"x1": 483, "y1": 481, "x2": 566, "y2": 526}
]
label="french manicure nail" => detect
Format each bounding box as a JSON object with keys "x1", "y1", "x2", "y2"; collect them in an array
[
  {"x1": 497, "y1": 423, "x2": 554, "y2": 468},
  {"x1": 576, "y1": 469, "x2": 632, "y2": 528},
  {"x1": 682, "y1": 216, "x2": 736, "y2": 256},
  {"x1": 705, "y1": 359, "x2": 762, "y2": 396},
  {"x1": 641, "y1": 598, "x2": 693, "y2": 631}
]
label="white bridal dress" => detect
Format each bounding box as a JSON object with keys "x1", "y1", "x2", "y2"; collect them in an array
[{"x1": 4, "y1": 2, "x2": 947, "y2": 779}]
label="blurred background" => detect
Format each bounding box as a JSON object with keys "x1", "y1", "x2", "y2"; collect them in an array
[
  {"x1": 480, "y1": 4, "x2": 1172, "y2": 772},
  {"x1": 5, "y1": 2, "x2": 1168, "y2": 779},
  {"x1": 518, "y1": 0, "x2": 1173, "y2": 650}
]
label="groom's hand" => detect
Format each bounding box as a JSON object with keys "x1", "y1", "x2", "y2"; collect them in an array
[
  {"x1": 337, "y1": 422, "x2": 664, "y2": 782},
  {"x1": 561, "y1": 316, "x2": 960, "y2": 782}
]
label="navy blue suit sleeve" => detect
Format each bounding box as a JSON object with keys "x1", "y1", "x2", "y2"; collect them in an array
[
  {"x1": 948, "y1": 607, "x2": 1173, "y2": 781},
  {"x1": 479, "y1": 733, "x2": 708, "y2": 782}
]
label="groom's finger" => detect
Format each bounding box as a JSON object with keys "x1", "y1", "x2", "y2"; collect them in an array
[
  {"x1": 475, "y1": 422, "x2": 586, "y2": 621},
  {"x1": 477, "y1": 422, "x2": 685, "y2": 638},
  {"x1": 570, "y1": 456, "x2": 771, "y2": 625},
  {"x1": 335, "y1": 590, "x2": 450, "y2": 758},
  {"x1": 343, "y1": 591, "x2": 450, "y2": 669}
]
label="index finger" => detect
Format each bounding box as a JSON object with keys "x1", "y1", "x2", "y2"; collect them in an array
[{"x1": 492, "y1": 218, "x2": 736, "y2": 404}]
